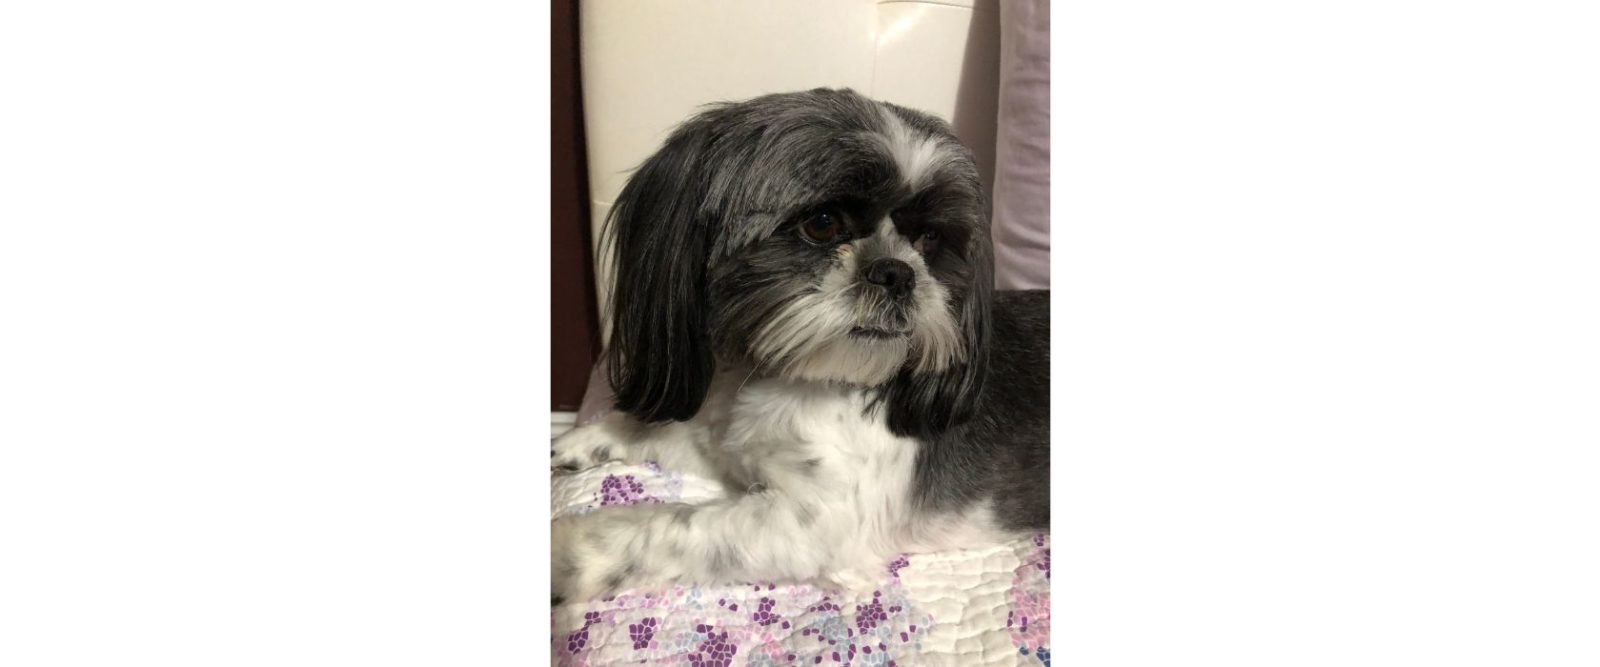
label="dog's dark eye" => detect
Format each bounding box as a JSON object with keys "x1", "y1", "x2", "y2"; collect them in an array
[
  {"x1": 914, "y1": 228, "x2": 940, "y2": 254},
  {"x1": 799, "y1": 212, "x2": 847, "y2": 245}
]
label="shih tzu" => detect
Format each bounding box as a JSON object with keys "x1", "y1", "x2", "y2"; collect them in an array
[{"x1": 551, "y1": 88, "x2": 1048, "y2": 604}]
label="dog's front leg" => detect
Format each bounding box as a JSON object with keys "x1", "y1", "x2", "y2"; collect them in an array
[
  {"x1": 551, "y1": 491, "x2": 848, "y2": 604},
  {"x1": 550, "y1": 411, "x2": 720, "y2": 479}
]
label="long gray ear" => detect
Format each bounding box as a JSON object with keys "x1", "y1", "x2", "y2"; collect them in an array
[
  {"x1": 882, "y1": 227, "x2": 994, "y2": 438},
  {"x1": 602, "y1": 119, "x2": 718, "y2": 423}
]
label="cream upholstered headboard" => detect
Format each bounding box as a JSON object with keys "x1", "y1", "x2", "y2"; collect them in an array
[{"x1": 579, "y1": 0, "x2": 1001, "y2": 338}]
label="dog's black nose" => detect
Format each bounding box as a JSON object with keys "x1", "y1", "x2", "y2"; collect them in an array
[{"x1": 863, "y1": 258, "x2": 914, "y2": 297}]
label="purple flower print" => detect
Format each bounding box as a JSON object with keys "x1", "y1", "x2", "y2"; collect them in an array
[
  {"x1": 855, "y1": 591, "x2": 889, "y2": 633},
  {"x1": 687, "y1": 624, "x2": 737, "y2": 667},
  {"x1": 886, "y1": 554, "x2": 910, "y2": 579},
  {"x1": 627, "y1": 616, "x2": 657, "y2": 650},
  {"x1": 751, "y1": 596, "x2": 783, "y2": 626},
  {"x1": 598, "y1": 474, "x2": 648, "y2": 506}
]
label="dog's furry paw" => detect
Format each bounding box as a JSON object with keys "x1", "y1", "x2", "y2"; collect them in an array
[
  {"x1": 551, "y1": 422, "x2": 623, "y2": 473},
  {"x1": 551, "y1": 514, "x2": 636, "y2": 604},
  {"x1": 826, "y1": 565, "x2": 889, "y2": 596}
]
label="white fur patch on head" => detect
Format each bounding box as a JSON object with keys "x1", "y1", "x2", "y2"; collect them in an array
[{"x1": 875, "y1": 107, "x2": 958, "y2": 191}]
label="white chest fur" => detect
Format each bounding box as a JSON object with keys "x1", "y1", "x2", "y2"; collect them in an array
[
  {"x1": 699, "y1": 376, "x2": 934, "y2": 561},
  {"x1": 550, "y1": 372, "x2": 1010, "y2": 602}
]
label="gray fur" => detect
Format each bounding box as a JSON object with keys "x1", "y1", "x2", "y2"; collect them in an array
[
  {"x1": 605, "y1": 563, "x2": 637, "y2": 591},
  {"x1": 792, "y1": 501, "x2": 816, "y2": 528},
  {"x1": 603, "y1": 88, "x2": 985, "y2": 421},
  {"x1": 707, "y1": 543, "x2": 740, "y2": 574},
  {"x1": 911, "y1": 290, "x2": 1050, "y2": 531},
  {"x1": 589, "y1": 88, "x2": 1049, "y2": 589}
]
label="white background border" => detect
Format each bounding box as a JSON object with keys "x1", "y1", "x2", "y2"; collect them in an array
[
  {"x1": 1057, "y1": 0, "x2": 1599, "y2": 663},
  {"x1": 2, "y1": 1, "x2": 549, "y2": 663},
  {"x1": 2, "y1": 0, "x2": 1598, "y2": 664}
]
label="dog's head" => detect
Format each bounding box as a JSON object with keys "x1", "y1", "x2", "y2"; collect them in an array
[{"x1": 603, "y1": 88, "x2": 991, "y2": 436}]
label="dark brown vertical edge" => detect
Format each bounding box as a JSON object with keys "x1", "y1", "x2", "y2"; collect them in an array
[{"x1": 549, "y1": 0, "x2": 600, "y2": 411}]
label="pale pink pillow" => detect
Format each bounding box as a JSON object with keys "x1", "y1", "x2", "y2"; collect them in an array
[{"x1": 991, "y1": 0, "x2": 1051, "y2": 290}]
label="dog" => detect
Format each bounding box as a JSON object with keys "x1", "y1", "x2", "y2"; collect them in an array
[{"x1": 551, "y1": 88, "x2": 1048, "y2": 604}]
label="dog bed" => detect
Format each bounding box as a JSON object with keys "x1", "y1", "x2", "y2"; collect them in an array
[{"x1": 551, "y1": 457, "x2": 1050, "y2": 666}]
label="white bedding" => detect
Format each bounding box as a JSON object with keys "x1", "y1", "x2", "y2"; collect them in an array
[{"x1": 551, "y1": 458, "x2": 1050, "y2": 666}]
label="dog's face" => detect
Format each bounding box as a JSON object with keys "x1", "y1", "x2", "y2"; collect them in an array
[
  {"x1": 605, "y1": 89, "x2": 992, "y2": 434},
  {"x1": 703, "y1": 100, "x2": 982, "y2": 387}
]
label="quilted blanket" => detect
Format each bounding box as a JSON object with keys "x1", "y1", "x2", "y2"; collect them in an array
[{"x1": 551, "y1": 459, "x2": 1051, "y2": 666}]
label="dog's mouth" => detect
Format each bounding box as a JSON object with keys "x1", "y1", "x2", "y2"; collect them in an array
[{"x1": 848, "y1": 326, "x2": 910, "y2": 340}]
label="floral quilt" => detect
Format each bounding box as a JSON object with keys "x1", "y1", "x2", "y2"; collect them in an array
[{"x1": 551, "y1": 459, "x2": 1050, "y2": 666}]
